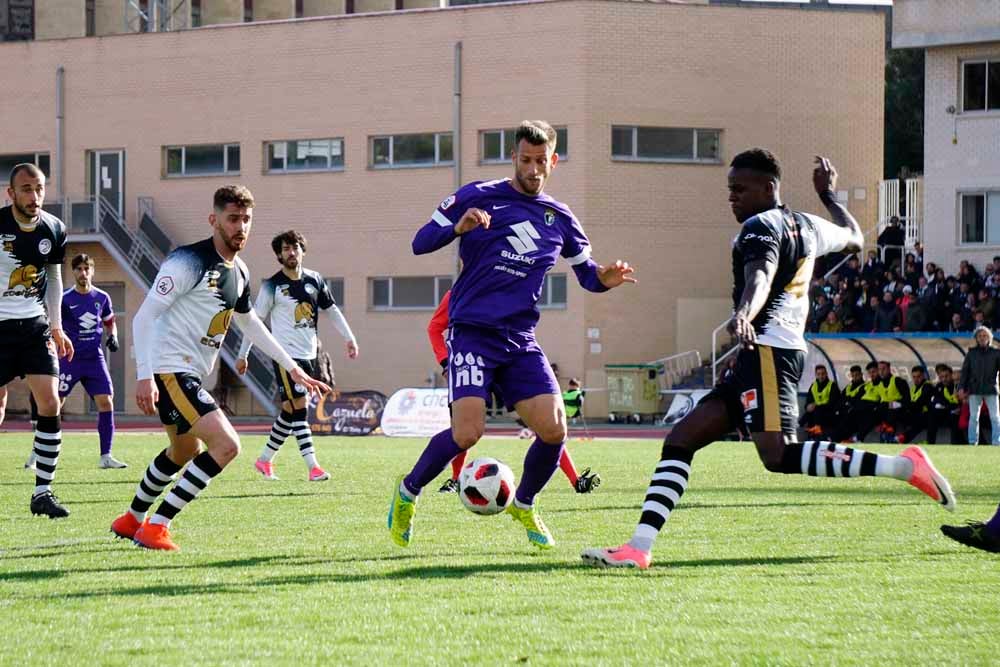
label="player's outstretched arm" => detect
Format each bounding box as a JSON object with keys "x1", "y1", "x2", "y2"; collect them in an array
[
  {"x1": 814, "y1": 156, "x2": 863, "y2": 254},
  {"x1": 729, "y1": 258, "x2": 778, "y2": 345},
  {"x1": 236, "y1": 282, "x2": 275, "y2": 362},
  {"x1": 322, "y1": 304, "x2": 358, "y2": 359},
  {"x1": 596, "y1": 260, "x2": 637, "y2": 289},
  {"x1": 233, "y1": 310, "x2": 331, "y2": 398},
  {"x1": 412, "y1": 207, "x2": 490, "y2": 255}
]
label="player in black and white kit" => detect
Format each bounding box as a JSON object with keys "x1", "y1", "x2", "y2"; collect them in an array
[
  {"x1": 110, "y1": 186, "x2": 330, "y2": 551},
  {"x1": 583, "y1": 150, "x2": 957, "y2": 570},
  {"x1": 236, "y1": 230, "x2": 358, "y2": 481},
  {"x1": 0, "y1": 164, "x2": 75, "y2": 518}
]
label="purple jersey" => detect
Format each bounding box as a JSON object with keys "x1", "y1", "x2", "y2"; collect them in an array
[
  {"x1": 61, "y1": 286, "x2": 113, "y2": 359},
  {"x1": 412, "y1": 178, "x2": 606, "y2": 333}
]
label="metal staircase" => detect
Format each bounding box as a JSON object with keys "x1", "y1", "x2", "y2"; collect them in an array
[{"x1": 53, "y1": 195, "x2": 278, "y2": 415}]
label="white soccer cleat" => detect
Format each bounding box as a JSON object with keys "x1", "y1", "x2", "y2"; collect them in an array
[{"x1": 99, "y1": 454, "x2": 129, "y2": 469}]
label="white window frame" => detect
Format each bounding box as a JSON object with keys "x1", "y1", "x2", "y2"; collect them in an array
[
  {"x1": 958, "y1": 191, "x2": 1000, "y2": 246},
  {"x1": 960, "y1": 59, "x2": 1000, "y2": 113},
  {"x1": 538, "y1": 273, "x2": 568, "y2": 310},
  {"x1": 164, "y1": 143, "x2": 240, "y2": 178},
  {"x1": 369, "y1": 132, "x2": 454, "y2": 169},
  {"x1": 0, "y1": 151, "x2": 50, "y2": 174},
  {"x1": 325, "y1": 277, "x2": 345, "y2": 306},
  {"x1": 611, "y1": 126, "x2": 722, "y2": 164},
  {"x1": 479, "y1": 127, "x2": 569, "y2": 164},
  {"x1": 369, "y1": 275, "x2": 452, "y2": 310},
  {"x1": 265, "y1": 138, "x2": 345, "y2": 174}
]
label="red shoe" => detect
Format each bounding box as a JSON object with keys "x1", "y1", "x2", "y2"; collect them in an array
[
  {"x1": 254, "y1": 459, "x2": 278, "y2": 480},
  {"x1": 580, "y1": 544, "x2": 651, "y2": 570},
  {"x1": 901, "y1": 446, "x2": 956, "y2": 512},
  {"x1": 133, "y1": 521, "x2": 180, "y2": 551},
  {"x1": 309, "y1": 466, "x2": 330, "y2": 482},
  {"x1": 110, "y1": 512, "x2": 142, "y2": 540}
]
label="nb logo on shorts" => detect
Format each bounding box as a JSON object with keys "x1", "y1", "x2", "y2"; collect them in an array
[
  {"x1": 452, "y1": 351, "x2": 485, "y2": 388},
  {"x1": 58, "y1": 372, "x2": 71, "y2": 394}
]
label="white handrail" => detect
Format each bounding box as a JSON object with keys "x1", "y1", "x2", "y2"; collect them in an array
[
  {"x1": 647, "y1": 349, "x2": 702, "y2": 391},
  {"x1": 710, "y1": 318, "x2": 740, "y2": 386}
]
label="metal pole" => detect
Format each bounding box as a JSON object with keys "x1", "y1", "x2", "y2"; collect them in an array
[
  {"x1": 55, "y1": 66, "x2": 64, "y2": 200},
  {"x1": 453, "y1": 41, "x2": 462, "y2": 277}
]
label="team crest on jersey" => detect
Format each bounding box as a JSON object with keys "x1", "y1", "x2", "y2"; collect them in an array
[
  {"x1": 201, "y1": 308, "x2": 233, "y2": 348},
  {"x1": 205, "y1": 270, "x2": 221, "y2": 290},
  {"x1": 294, "y1": 383, "x2": 306, "y2": 394},
  {"x1": 38, "y1": 239, "x2": 52, "y2": 255},
  {"x1": 294, "y1": 302, "x2": 315, "y2": 326},
  {"x1": 197, "y1": 388, "x2": 214, "y2": 405},
  {"x1": 7, "y1": 264, "x2": 38, "y2": 290},
  {"x1": 544, "y1": 209, "x2": 556, "y2": 226},
  {"x1": 156, "y1": 276, "x2": 174, "y2": 295},
  {"x1": 305, "y1": 284, "x2": 317, "y2": 296},
  {"x1": 440, "y1": 195, "x2": 456, "y2": 211},
  {"x1": 740, "y1": 389, "x2": 758, "y2": 412}
]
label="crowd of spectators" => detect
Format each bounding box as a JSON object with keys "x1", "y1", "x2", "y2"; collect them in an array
[{"x1": 807, "y1": 217, "x2": 1000, "y2": 334}]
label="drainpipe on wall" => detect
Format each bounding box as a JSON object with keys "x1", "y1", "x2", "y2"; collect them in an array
[
  {"x1": 55, "y1": 66, "x2": 64, "y2": 201},
  {"x1": 453, "y1": 41, "x2": 462, "y2": 278}
]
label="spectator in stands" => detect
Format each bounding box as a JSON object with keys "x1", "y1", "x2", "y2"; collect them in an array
[
  {"x1": 903, "y1": 256, "x2": 921, "y2": 287},
  {"x1": 884, "y1": 269, "x2": 905, "y2": 298},
  {"x1": 958, "y1": 326, "x2": 1000, "y2": 446},
  {"x1": 897, "y1": 285, "x2": 915, "y2": 328},
  {"x1": 961, "y1": 292, "x2": 978, "y2": 326},
  {"x1": 877, "y1": 360, "x2": 910, "y2": 441},
  {"x1": 862, "y1": 249, "x2": 884, "y2": 284},
  {"x1": 949, "y1": 312, "x2": 969, "y2": 333},
  {"x1": 904, "y1": 292, "x2": 929, "y2": 332},
  {"x1": 878, "y1": 216, "x2": 905, "y2": 270},
  {"x1": 831, "y1": 292, "x2": 855, "y2": 331},
  {"x1": 913, "y1": 243, "x2": 924, "y2": 275},
  {"x1": 981, "y1": 288, "x2": 997, "y2": 326},
  {"x1": 899, "y1": 366, "x2": 934, "y2": 443},
  {"x1": 861, "y1": 294, "x2": 881, "y2": 332},
  {"x1": 875, "y1": 291, "x2": 902, "y2": 332},
  {"x1": 810, "y1": 293, "x2": 832, "y2": 333},
  {"x1": 840, "y1": 254, "x2": 860, "y2": 283},
  {"x1": 958, "y1": 261, "x2": 981, "y2": 291},
  {"x1": 819, "y1": 310, "x2": 842, "y2": 333},
  {"x1": 929, "y1": 363, "x2": 963, "y2": 444},
  {"x1": 800, "y1": 364, "x2": 841, "y2": 438}
]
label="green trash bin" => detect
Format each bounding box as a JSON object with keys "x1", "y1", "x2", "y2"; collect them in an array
[{"x1": 606, "y1": 364, "x2": 661, "y2": 422}]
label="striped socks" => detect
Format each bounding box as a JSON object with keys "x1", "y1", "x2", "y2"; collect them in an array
[
  {"x1": 129, "y1": 449, "x2": 183, "y2": 522},
  {"x1": 260, "y1": 410, "x2": 294, "y2": 463},
  {"x1": 149, "y1": 452, "x2": 223, "y2": 527},
  {"x1": 779, "y1": 441, "x2": 911, "y2": 479},
  {"x1": 629, "y1": 446, "x2": 692, "y2": 554},
  {"x1": 32, "y1": 416, "x2": 62, "y2": 497}
]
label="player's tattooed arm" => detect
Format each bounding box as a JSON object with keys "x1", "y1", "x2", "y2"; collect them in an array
[
  {"x1": 813, "y1": 156, "x2": 863, "y2": 253},
  {"x1": 729, "y1": 258, "x2": 777, "y2": 345}
]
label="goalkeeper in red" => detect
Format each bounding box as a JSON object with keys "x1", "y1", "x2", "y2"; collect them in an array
[{"x1": 582, "y1": 151, "x2": 956, "y2": 570}]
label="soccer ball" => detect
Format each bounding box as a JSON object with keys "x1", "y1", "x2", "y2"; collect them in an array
[
  {"x1": 517, "y1": 427, "x2": 534, "y2": 440},
  {"x1": 458, "y1": 457, "x2": 516, "y2": 516}
]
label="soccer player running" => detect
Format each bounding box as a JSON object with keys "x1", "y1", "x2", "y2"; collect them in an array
[
  {"x1": 583, "y1": 150, "x2": 956, "y2": 570},
  {"x1": 24, "y1": 253, "x2": 126, "y2": 469},
  {"x1": 236, "y1": 230, "x2": 358, "y2": 481},
  {"x1": 428, "y1": 290, "x2": 600, "y2": 495},
  {"x1": 110, "y1": 186, "x2": 329, "y2": 551},
  {"x1": 389, "y1": 120, "x2": 634, "y2": 549},
  {"x1": 1, "y1": 164, "x2": 74, "y2": 518}
]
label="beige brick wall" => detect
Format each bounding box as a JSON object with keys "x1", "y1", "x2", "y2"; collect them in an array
[
  {"x1": 921, "y1": 42, "x2": 1000, "y2": 274},
  {"x1": 893, "y1": 0, "x2": 1000, "y2": 49},
  {"x1": 1, "y1": 1, "x2": 883, "y2": 417},
  {"x1": 35, "y1": 2, "x2": 84, "y2": 40}
]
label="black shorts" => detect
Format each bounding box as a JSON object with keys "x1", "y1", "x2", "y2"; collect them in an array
[
  {"x1": 273, "y1": 358, "x2": 318, "y2": 403},
  {"x1": 0, "y1": 316, "x2": 59, "y2": 386},
  {"x1": 706, "y1": 344, "x2": 804, "y2": 436},
  {"x1": 154, "y1": 372, "x2": 218, "y2": 435}
]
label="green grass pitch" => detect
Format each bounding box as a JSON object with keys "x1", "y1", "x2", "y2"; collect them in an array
[{"x1": 2, "y1": 433, "x2": 999, "y2": 665}]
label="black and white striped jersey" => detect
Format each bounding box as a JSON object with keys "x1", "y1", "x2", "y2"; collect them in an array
[
  {"x1": 731, "y1": 206, "x2": 852, "y2": 350},
  {"x1": 141, "y1": 238, "x2": 252, "y2": 377},
  {"x1": 0, "y1": 206, "x2": 67, "y2": 322},
  {"x1": 253, "y1": 268, "x2": 335, "y2": 360}
]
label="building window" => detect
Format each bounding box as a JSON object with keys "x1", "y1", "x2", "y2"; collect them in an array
[
  {"x1": 962, "y1": 60, "x2": 1000, "y2": 112},
  {"x1": 325, "y1": 277, "x2": 345, "y2": 306},
  {"x1": 0, "y1": 152, "x2": 50, "y2": 180},
  {"x1": 86, "y1": 0, "x2": 96, "y2": 36},
  {"x1": 611, "y1": 126, "x2": 721, "y2": 163},
  {"x1": 539, "y1": 273, "x2": 567, "y2": 309},
  {"x1": 296, "y1": 0, "x2": 304, "y2": 17},
  {"x1": 191, "y1": 0, "x2": 202, "y2": 27},
  {"x1": 266, "y1": 138, "x2": 344, "y2": 173},
  {"x1": 164, "y1": 143, "x2": 240, "y2": 177},
  {"x1": 244, "y1": 0, "x2": 253, "y2": 22},
  {"x1": 960, "y1": 193, "x2": 1000, "y2": 245},
  {"x1": 370, "y1": 133, "x2": 453, "y2": 169},
  {"x1": 369, "y1": 276, "x2": 452, "y2": 309},
  {"x1": 480, "y1": 127, "x2": 569, "y2": 163}
]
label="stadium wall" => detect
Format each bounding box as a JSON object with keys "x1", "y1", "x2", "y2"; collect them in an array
[{"x1": 0, "y1": 0, "x2": 884, "y2": 417}]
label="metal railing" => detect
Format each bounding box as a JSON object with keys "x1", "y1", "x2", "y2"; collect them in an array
[
  {"x1": 711, "y1": 318, "x2": 739, "y2": 386},
  {"x1": 647, "y1": 349, "x2": 702, "y2": 392}
]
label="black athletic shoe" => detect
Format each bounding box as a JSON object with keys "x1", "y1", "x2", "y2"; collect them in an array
[
  {"x1": 574, "y1": 468, "x2": 602, "y2": 494},
  {"x1": 941, "y1": 522, "x2": 1000, "y2": 553},
  {"x1": 30, "y1": 491, "x2": 69, "y2": 519},
  {"x1": 438, "y1": 478, "x2": 460, "y2": 493}
]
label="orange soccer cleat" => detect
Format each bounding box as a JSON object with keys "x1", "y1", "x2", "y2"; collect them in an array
[
  {"x1": 110, "y1": 512, "x2": 143, "y2": 540},
  {"x1": 901, "y1": 446, "x2": 956, "y2": 512},
  {"x1": 133, "y1": 521, "x2": 180, "y2": 551},
  {"x1": 580, "y1": 544, "x2": 652, "y2": 570}
]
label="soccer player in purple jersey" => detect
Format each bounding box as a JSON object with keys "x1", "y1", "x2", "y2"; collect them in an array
[{"x1": 388, "y1": 120, "x2": 635, "y2": 549}]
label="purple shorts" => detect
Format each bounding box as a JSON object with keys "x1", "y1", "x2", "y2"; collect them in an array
[
  {"x1": 446, "y1": 324, "x2": 560, "y2": 410},
  {"x1": 58, "y1": 355, "x2": 113, "y2": 398}
]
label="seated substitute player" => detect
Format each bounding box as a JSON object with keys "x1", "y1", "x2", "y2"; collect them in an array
[
  {"x1": 24, "y1": 253, "x2": 126, "y2": 469},
  {"x1": 799, "y1": 364, "x2": 840, "y2": 439},
  {"x1": 897, "y1": 366, "x2": 934, "y2": 444},
  {"x1": 876, "y1": 360, "x2": 910, "y2": 442},
  {"x1": 389, "y1": 120, "x2": 634, "y2": 550},
  {"x1": 1, "y1": 163, "x2": 75, "y2": 518},
  {"x1": 928, "y1": 364, "x2": 962, "y2": 444},
  {"x1": 236, "y1": 230, "x2": 358, "y2": 482},
  {"x1": 110, "y1": 186, "x2": 329, "y2": 551},
  {"x1": 582, "y1": 151, "x2": 955, "y2": 570},
  {"x1": 832, "y1": 363, "x2": 881, "y2": 443},
  {"x1": 427, "y1": 290, "x2": 600, "y2": 495}
]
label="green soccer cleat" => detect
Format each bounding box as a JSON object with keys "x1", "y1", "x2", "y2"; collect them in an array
[
  {"x1": 506, "y1": 502, "x2": 555, "y2": 549},
  {"x1": 387, "y1": 475, "x2": 417, "y2": 547}
]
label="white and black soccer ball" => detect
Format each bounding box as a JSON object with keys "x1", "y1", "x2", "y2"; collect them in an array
[{"x1": 458, "y1": 457, "x2": 516, "y2": 516}]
